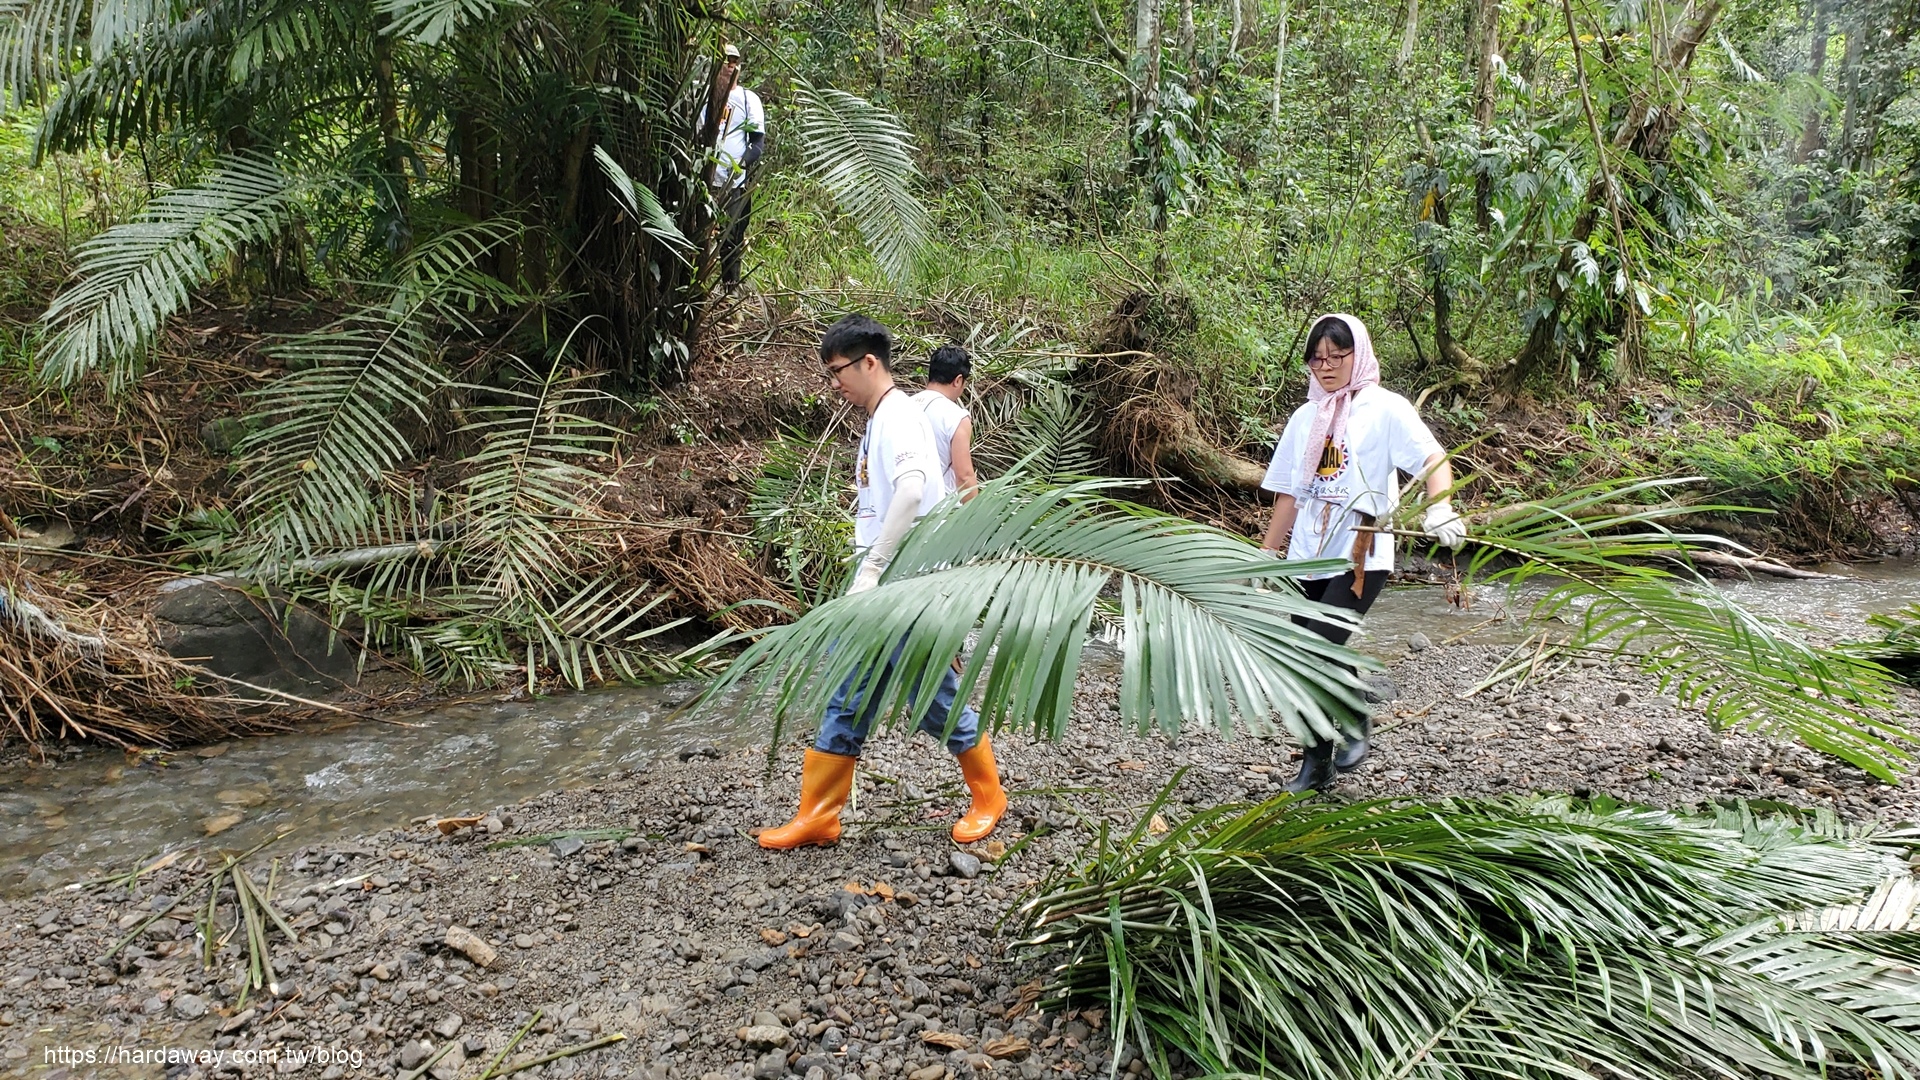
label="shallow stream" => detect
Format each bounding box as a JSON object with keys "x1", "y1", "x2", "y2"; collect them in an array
[{"x1": 5, "y1": 561, "x2": 1919, "y2": 896}]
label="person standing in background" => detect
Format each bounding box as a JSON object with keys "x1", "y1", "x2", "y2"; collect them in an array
[
  {"x1": 911, "y1": 344, "x2": 980, "y2": 502},
  {"x1": 711, "y1": 43, "x2": 764, "y2": 291}
]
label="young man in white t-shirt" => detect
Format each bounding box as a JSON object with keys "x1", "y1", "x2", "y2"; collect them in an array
[
  {"x1": 758, "y1": 316, "x2": 1008, "y2": 850},
  {"x1": 910, "y1": 344, "x2": 979, "y2": 502}
]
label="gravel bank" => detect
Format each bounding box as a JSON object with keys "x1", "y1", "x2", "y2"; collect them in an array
[{"x1": 3, "y1": 639, "x2": 1915, "y2": 1080}]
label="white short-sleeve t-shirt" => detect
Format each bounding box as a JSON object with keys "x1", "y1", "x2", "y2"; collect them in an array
[
  {"x1": 1260, "y1": 384, "x2": 1444, "y2": 577},
  {"x1": 855, "y1": 389, "x2": 944, "y2": 552},
  {"x1": 910, "y1": 388, "x2": 969, "y2": 493},
  {"x1": 712, "y1": 85, "x2": 764, "y2": 189}
]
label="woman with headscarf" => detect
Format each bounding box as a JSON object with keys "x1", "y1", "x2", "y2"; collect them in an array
[{"x1": 1259, "y1": 313, "x2": 1467, "y2": 793}]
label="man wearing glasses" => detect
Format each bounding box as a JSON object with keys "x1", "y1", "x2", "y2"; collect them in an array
[
  {"x1": 711, "y1": 43, "x2": 764, "y2": 291},
  {"x1": 757, "y1": 315, "x2": 1009, "y2": 850}
]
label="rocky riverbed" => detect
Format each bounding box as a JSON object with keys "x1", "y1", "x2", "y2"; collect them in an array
[{"x1": 3, "y1": 638, "x2": 1916, "y2": 1080}]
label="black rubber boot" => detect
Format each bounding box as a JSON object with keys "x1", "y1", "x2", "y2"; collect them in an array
[
  {"x1": 1333, "y1": 715, "x2": 1373, "y2": 772},
  {"x1": 1284, "y1": 740, "x2": 1336, "y2": 794}
]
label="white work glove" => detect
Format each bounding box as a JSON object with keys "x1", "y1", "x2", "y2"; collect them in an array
[
  {"x1": 1422, "y1": 502, "x2": 1468, "y2": 551},
  {"x1": 849, "y1": 561, "x2": 883, "y2": 595}
]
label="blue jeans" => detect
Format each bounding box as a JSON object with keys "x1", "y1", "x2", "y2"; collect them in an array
[{"x1": 814, "y1": 641, "x2": 980, "y2": 757}]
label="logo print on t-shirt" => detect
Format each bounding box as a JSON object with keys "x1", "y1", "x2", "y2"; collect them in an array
[{"x1": 1315, "y1": 438, "x2": 1345, "y2": 478}]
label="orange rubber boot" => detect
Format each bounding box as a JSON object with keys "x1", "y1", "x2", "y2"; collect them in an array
[
  {"x1": 951, "y1": 734, "x2": 1008, "y2": 844},
  {"x1": 757, "y1": 750, "x2": 857, "y2": 850}
]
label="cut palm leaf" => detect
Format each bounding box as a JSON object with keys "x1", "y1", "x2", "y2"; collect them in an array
[
  {"x1": 1020, "y1": 791, "x2": 1920, "y2": 1080},
  {"x1": 1403, "y1": 477, "x2": 1913, "y2": 781},
  {"x1": 706, "y1": 479, "x2": 1377, "y2": 748}
]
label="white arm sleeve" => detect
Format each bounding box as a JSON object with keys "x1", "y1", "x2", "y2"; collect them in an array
[{"x1": 852, "y1": 471, "x2": 925, "y2": 591}]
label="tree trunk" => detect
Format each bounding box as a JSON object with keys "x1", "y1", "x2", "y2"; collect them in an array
[
  {"x1": 1848, "y1": 2, "x2": 1917, "y2": 172},
  {"x1": 1512, "y1": 0, "x2": 1723, "y2": 383},
  {"x1": 1133, "y1": 0, "x2": 1161, "y2": 125},
  {"x1": 1900, "y1": 226, "x2": 1920, "y2": 320},
  {"x1": 1178, "y1": 0, "x2": 1195, "y2": 86},
  {"x1": 1417, "y1": 120, "x2": 1481, "y2": 377},
  {"x1": 1229, "y1": 0, "x2": 1255, "y2": 59},
  {"x1": 1395, "y1": 0, "x2": 1420, "y2": 76},
  {"x1": 372, "y1": 29, "x2": 406, "y2": 233},
  {"x1": 1793, "y1": 0, "x2": 1830, "y2": 163},
  {"x1": 1272, "y1": 0, "x2": 1289, "y2": 132},
  {"x1": 1837, "y1": 11, "x2": 1865, "y2": 167},
  {"x1": 1471, "y1": 0, "x2": 1501, "y2": 232}
]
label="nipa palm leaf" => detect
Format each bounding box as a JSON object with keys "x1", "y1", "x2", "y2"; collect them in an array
[
  {"x1": 792, "y1": 79, "x2": 932, "y2": 285},
  {"x1": 1020, "y1": 792, "x2": 1920, "y2": 1080},
  {"x1": 706, "y1": 479, "x2": 1377, "y2": 749}
]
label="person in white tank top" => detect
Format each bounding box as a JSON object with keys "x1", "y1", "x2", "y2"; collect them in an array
[{"x1": 909, "y1": 344, "x2": 979, "y2": 501}]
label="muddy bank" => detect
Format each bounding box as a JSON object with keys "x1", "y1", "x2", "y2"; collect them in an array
[{"x1": 1, "y1": 640, "x2": 1915, "y2": 1080}]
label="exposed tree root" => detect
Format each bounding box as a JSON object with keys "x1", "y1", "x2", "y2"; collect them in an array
[
  {"x1": 1079, "y1": 290, "x2": 1266, "y2": 492},
  {"x1": 0, "y1": 556, "x2": 271, "y2": 754}
]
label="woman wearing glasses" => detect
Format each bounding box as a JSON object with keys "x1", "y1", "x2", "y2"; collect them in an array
[{"x1": 1259, "y1": 313, "x2": 1467, "y2": 793}]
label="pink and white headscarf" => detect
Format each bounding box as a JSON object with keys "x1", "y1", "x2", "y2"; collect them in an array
[{"x1": 1295, "y1": 313, "x2": 1381, "y2": 501}]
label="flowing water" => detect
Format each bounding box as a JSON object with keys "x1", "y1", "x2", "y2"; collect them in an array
[{"x1": 5, "y1": 561, "x2": 1919, "y2": 896}]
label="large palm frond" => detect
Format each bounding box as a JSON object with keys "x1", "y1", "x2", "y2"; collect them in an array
[
  {"x1": 234, "y1": 219, "x2": 524, "y2": 566},
  {"x1": 259, "y1": 334, "x2": 707, "y2": 692},
  {"x1": 792, "y1": 79, "x2": 932, "y2": 285},
  {"x1": 974, "y1": 378, "x2": 1106, "y2": 485},
  {"x1": 376, "y1": 0, "x2": 520, "y2": 46},
  {"x1": 0, "y1": 0, "x2": 82, "y2": 110},
  {"x1": 1020, "y1": 792, "x2": 1920, "y2": 1080},
  {"x1": 706, "y1": 479, "x2": 1375, "y2": 748},
  {"x1": 34, "y1": 154, "x2": 312, "y2": 390},
  {"x1": 451, "y1": 349, "x2": 620, "y2": 604},
  {"x1": 1410, "y1": 477, "x2": 1913, "y2": 781}
]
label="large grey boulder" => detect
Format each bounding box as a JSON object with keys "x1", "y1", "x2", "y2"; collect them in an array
[{"x1": 151, "y1": 577, "x2": 359, "y2": 692}]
